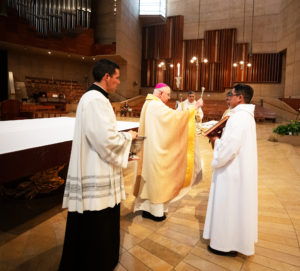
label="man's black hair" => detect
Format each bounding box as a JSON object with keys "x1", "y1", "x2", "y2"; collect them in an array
[
  {"x1": 233, "y1": 84, "x2": 254, "y2": 103},
  {"x1": 93, "y1": 59, "x2": 120, "y2": 82}
]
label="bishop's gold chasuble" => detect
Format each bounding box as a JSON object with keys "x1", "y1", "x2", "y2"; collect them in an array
[{"x1": 135, "y1": 94, "x2": 200, "y2": 204}]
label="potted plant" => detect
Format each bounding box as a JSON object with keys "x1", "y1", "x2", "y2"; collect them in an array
[{"x1": 272, "y1": 120, "x2": 300, "y2": 145}]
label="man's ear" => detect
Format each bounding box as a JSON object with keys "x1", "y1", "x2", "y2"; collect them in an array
[
  {"x1": 239, "y1": 95, "x2": 245, "y2": 104},
  {"x1": 104, "y1": 73, "x2": 110, "y2": 80}
]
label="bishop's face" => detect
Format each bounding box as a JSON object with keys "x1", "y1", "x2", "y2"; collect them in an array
[{"x1": 160, "y1": 88, "x2": 171, "y2": 104}]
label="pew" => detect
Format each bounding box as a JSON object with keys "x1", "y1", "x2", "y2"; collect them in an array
[
  {"x1": 114, "y1": 98, "x2": 276, "y2": 123},
  {"x1": 202, "y1": 100, "x2": 276, "y2": 122}
]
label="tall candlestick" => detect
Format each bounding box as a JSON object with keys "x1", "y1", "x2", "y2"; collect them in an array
[
  {"x1": 177, "y1": 63, "x2": 180, "y2": 77},
  {"x1": 201, "y1": 87, "x2": 205, "y2": 98}
]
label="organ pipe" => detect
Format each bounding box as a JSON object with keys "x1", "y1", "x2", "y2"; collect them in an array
[{"x1": 7, "y1": 0, "x2": 91, "y2": 35}]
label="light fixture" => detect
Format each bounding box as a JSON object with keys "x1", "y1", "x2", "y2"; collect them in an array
[
  {"x1": 48, "y1": 51, "x2": 52, "y2": 55},
  {"x1": 158, "y1": 61, "x2": 173, "y2": 70},
  {"x1": 113, "y1": 0, "x2": 117, "y2": 16},
  {"x1": 233, "y1": 0, "x2": 252, "y2": 69},
  {"x1": 190, "y1": 56, "x2": 197, "y2": 64},
  {"x1": 158, "y1": 61, "x2": 165, "y2": 68}
]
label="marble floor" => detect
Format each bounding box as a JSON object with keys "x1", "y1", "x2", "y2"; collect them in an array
[{"x1": 0, "y1": 120, "x2": 300, "y2": 271}]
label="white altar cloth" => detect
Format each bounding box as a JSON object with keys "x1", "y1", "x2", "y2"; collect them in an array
[{"x1": 0, "y1": 118, "x2": 139, "y2": 154}]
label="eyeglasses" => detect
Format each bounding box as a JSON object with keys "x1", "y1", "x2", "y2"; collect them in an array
[{"x1": 228, "y1": 93, "x2": 241, "y2": 97}]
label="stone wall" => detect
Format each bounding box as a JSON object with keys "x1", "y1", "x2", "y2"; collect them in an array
[
  {"x1": 92, "y1": 0, "x2": 116, "y2": 45},
  {"x1": 277, "y1": 0, "x2": 300, "y2": 98},
  {"x1": 7, "y1": 49, "x2": 92, "y2": 90},
  {"x1": 116, "y1": 0, "x2": 142, "y2": 99}
]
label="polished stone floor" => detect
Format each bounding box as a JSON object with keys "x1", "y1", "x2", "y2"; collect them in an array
[{"x1": 0, "y1": 120, "x2": 300, "y2": 271}]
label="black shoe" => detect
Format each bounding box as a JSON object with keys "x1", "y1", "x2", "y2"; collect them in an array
[
  {"x1": 207, "y1": 245, "x2": 237, "y2": 257},
  {"x1": 142, "y1": 211, "x2": 166, "y2": 221}
]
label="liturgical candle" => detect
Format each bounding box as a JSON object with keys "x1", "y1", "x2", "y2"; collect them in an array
[{"x1": 177, "y1": 63, "x2": 180, "y2": 77}]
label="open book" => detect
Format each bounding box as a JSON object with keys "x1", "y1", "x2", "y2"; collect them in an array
[{"x1": 204, "y1": 116, "x2": 230, "y2": 138}]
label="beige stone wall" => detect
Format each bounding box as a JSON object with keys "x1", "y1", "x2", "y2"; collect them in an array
[
  {"x1": 7, "y1": 49, "x2": 92, "y2": 87},
  {"x1": 93, "y1": 0, "x2": 116, "y2": 44},
  {"x1": 167, "y1": 0, "x2": 300, "y2": 98},
  {"x1": 168, "y1": 0, "x2": 279, "y2": 47},
  {"x1": 116, "y1": 0, "x2": 141, "y2": 99},
  {"x1": 277, "y1": 0, "x2": 300, "y2": 98}
]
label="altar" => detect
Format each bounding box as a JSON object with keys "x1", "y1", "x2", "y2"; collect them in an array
[{"x1": 0, "y1": 118, "x2": 139, "y2": 183}]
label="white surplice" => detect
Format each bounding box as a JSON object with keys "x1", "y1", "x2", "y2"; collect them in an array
[
  {"x1": 62, "y1": 89, "x2": 132, "y2": 213},
  {"x1": 203, "y1": 104, "x2": 258, "y2": 256},
  {"x1": 177, "y1": 99, "x2": 204, "y2": 122}
]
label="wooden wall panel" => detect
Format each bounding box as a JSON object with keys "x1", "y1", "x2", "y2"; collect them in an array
[
  {"x1": 141, "y1": 15, "x2": 184, "y2": 87},
  {"x1": 233, "y1": 43, "x2": 249, "y2": 82},
  {"x1": 207, "y1": 63, "x2": 222, "y2": 91},
  {"x1": 142, "y1": 17, "x2": 282, "y2": 89},
  {"x1": 205, "y1": 30, "x2": 220, "y2": 62},
  {"x1": 204, "y1": 29, "x2": 236, "y2": 91},
  {"x1": 219, "y1": 29, "x2": 236, "y2": 89},
  {"x1": 233, "y1": 52, "x2": 282, "y2": 83},
  {"x1": 184, "y1": 39, "x2": 205, "y2": 91},
  {"x1": 169, "y1": 16, "x2": 184, "y2": 60}
]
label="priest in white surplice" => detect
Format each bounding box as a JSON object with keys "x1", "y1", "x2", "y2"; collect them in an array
[
  {"x1": 203, "y1": 84, "x2": 258, "y2": 256},
  {"x1": 133, "y1": 83, "x2": 203, "y2": 221},
  {"x1": 177, "y1": 91, "x2": 204, "y2": 122},
  {"x1": 59, "y1": 59, "x2": 138, "y2": 270}
]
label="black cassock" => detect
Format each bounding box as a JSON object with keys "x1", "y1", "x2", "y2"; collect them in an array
[{"x1": 59, "y1": 204, "x2": 120, "y2": 271}]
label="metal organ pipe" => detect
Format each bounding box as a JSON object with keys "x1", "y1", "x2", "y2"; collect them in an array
[{"x1": 7, "y1": 0, "x2": 91, "y2": 34}]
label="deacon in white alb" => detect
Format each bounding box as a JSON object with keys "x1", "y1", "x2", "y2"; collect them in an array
[{"x1": 203, "y1": 84, "x2": 258, "y2": 256}]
